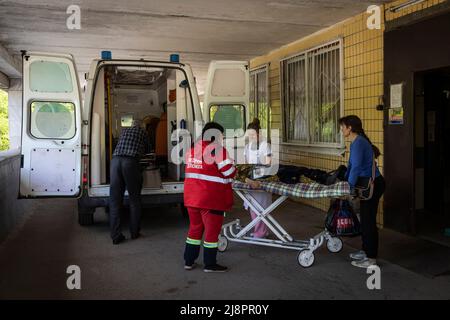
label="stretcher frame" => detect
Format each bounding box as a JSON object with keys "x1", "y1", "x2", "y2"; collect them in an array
[{"x1": 218, "y1": 188, "x2": 344, "y2": 268}]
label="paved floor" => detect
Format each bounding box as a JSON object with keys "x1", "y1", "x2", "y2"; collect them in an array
[{"x1": 0, "y1": 197, "x2": 449, "y2": 300}]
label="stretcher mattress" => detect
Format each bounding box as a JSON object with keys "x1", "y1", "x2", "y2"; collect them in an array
[{"x1": 232, "y1": 180, "x2": 350, "y2": 198}]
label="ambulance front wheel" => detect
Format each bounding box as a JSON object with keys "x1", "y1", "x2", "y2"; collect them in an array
[
  {"x1": 297, "y1": 250, "x2": 315, "y2": 268},
  {"x1": 218, "y1": 235, "x2": 228, "y2": 252}
]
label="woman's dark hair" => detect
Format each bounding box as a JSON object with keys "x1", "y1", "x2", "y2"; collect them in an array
[
  {"x1": 339, "y1": 115, "x2": 381, "y2": 158},
  {"x1": 202, "y1": 122, "x2": 224, "y2": 142},
  {"x1": 247, "y1": 118, "x2": 261, "y2": 133}
]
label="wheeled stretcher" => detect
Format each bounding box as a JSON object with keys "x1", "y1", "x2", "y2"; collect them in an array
[{"x1": 218, "y1": 180, "x2": 351, "y2": 268}]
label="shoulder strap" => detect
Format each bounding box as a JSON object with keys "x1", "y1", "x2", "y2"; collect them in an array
[{"x1": 372, "y1": 155, "x2": 376, "y2": 180}]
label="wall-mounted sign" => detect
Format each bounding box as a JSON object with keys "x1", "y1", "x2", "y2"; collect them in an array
[
  {"x1": 389, "y1": 107, "x2": 404, "y2": 125},
  {"x1": 389, "y1": 83, "x2": 404, "y2": 125},
  {"x1": 390, "y1": 83, "x2": 403, "y2": 108}
]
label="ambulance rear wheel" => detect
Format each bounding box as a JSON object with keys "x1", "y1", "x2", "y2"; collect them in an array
[
  {"x1": 78, "y1": 207, "x2": 94, "y2": 226},
  {"x1": 297, "y1": 250, "x2": 315, "y2": 268},
  {"x1": 218, "y1": 235, "x2": 228, "y2": 252}
]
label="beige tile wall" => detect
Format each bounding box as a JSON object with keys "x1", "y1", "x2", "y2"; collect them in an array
[{"x1": 250, "y1": 0, "x2": 443, "y2": 226}]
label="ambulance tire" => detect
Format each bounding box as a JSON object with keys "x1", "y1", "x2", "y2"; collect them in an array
[{"x1": 78, "y1": 207, "x2": 95, "y2": 226}]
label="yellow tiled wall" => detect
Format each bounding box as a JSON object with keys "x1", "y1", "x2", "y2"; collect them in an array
[{"x1": 250, "y1": 0, "x2": 444, "y2": 227}]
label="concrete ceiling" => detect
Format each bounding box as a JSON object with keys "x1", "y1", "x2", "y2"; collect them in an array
[{"x1": 0, "y1": 0, "x2": 390, "y2": 93}]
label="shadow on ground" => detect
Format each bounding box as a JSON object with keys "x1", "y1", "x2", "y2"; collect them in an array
[{"x1": 0, "y1": 196, "x2": 449, "y2": 299}]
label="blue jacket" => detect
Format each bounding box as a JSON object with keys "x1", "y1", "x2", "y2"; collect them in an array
[{"x1": 345, "y1": 135, "x2": 381, "y2": 189}]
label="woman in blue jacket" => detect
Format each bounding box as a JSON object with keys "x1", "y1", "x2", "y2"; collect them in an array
[{"x1": 339, "y1": 115, "x2": 385, "y2": 268}]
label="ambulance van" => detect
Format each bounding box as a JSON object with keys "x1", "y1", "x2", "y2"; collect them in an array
[{"x1": 19, "y1": 51, "x2": 249, "y2": 225}]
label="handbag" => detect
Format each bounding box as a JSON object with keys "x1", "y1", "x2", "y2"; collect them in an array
[
  {"x1": 325, "y1": 199, "x2": 339, "y2": 233},
  {"x1": 354, "y1": 157, "x2": 376, "y2": 201},
  {"x1": 325, "y1": 199, "x2": 361, "y2": 237}
]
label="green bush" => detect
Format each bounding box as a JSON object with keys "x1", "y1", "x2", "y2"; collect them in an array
[{"x1": 0, "y1": 90, "x2": 9, "y2": 151}]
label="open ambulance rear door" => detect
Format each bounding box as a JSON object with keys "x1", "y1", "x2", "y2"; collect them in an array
[
  {"x1": 202, "y1": 61, "x2": 250, "y2": 162},
  {"x1": 19, "y1": 52, "x2": 82, "y2": 198}
]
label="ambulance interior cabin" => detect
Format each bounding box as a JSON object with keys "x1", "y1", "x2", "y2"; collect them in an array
[{"x1": 90, "y1": 65, "x2": 189, "y2": 189}]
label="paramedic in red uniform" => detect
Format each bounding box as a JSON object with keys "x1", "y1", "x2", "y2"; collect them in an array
[{"x1": 183, "y1": 122, "x2": 236, "y2": 272}]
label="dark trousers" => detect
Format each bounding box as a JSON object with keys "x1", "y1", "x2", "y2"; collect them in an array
[
  {"x1": 109, "y1": 156, "x2": 143, "y2": 240},
  {"x1": 360, "y1": 175, "x2": 385, "y2": 259}
]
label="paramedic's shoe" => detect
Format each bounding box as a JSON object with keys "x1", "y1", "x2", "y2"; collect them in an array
[
  {"x1": 351, "y1": 258, "x2": 377, "y2": 269},
  {"x1": 349, "y1": 250, "x2": 367, "y2": 261},
  {"x1": 184, "y1": 263, "x2": 198, "y2": 271},
  {"x1": 112, "y1": 234, "x2": 126, "y2": 245},
  {"x1": 204, "y1": 264, "x2": 228, "y2": 273}
]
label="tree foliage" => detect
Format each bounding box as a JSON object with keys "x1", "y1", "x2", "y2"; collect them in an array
[{"x1": 0, "y1": 90, "x2": 9, "y2": 151}]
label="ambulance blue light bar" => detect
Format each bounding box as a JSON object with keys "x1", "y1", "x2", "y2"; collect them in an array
[
  {"x1": 170, "y1": 54, "x2": 180, "y2": 63},
  {"x1": 101, "y1": 51, "x2": 112, "y2": 60}
]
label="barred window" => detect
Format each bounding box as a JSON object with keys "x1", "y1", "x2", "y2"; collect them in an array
[
  {"x1": 281, "y1": 40, "x2": 342, "y2": 146},
  {"x1": 250, "y1": 66, "x2": 270, "y2": 130}
]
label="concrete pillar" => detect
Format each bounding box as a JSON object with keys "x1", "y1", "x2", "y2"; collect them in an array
[
  {"x1": 0, "y1": 155, "x2": 26, "y2": 242},
  {"x1": 7, "y1": 78, "x2": 22, "y2": 150}
]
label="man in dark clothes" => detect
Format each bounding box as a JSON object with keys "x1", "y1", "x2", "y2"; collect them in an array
[{"x1": 109, "y1": 119, "x2": 150, "y2": 245}]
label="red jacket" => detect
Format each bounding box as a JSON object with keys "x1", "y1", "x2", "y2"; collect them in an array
[{"x1": 184, "y1": 140, "x2": 236, "y2": 211}]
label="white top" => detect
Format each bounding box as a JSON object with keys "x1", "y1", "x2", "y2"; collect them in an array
[
  {"x1": 244, "y1": 140, "x2": 271, "y2": 165},
  {"x1": 243, "y1": 140, "x2": 273, "y2": 211}
]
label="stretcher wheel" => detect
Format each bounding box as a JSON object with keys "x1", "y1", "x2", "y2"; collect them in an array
[
  {"x1": 218, "y1": 235, "x2": 228, "y2": 252},
  {"x1": 326, "y1": 237, "x2": 343, "y2": 253},
  {"x1": 297, "y1": 250, "x2": 315, "y2": 268}
]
